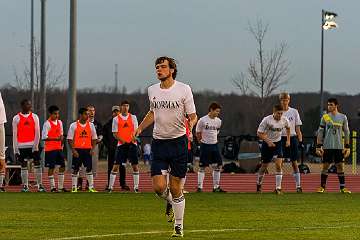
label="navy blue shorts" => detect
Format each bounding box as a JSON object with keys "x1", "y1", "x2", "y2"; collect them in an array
[
  {"x1": 72, "y1": 149, "x2": 92, "y2": 172},
  {"x1": 151, "y1": 135, "x2": 188, "y2": 178},
  {"x1": 260, "y1": 140, "x2": 283, "y2": 163},
  {"x1": 45, "y1": 150, "x2": 65, "y2": 169},
  {"x1": 18, "y1": 148, "x2": 41, "y2": 163},
  {"x1": 281, "y1": 136, "x2": 299, "y2": 161},
  {"x1": 114, "y1": 143, "x2": 139, "y2": 165},
  {"x1": 199, "y1": 143, "x2": 222, "y2": 167}
]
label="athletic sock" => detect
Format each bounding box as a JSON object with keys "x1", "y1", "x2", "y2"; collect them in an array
[
  {"x1": 212, "y1": 169, "x2": 221, "y2": 189},
  {"x1": 172, "y1": 195, "x2": 185, "y2": 229},
  {"x1": 197, "y1": 170, "x2": 205, "y2": 189},
  {"x1": 293, "y1": 172, "x2": 301, "y2": 188},
  {"x1": 21, "y1": 168, "x2": 29, "y2": 187},
  {"x1": 109, "y1": 172, "x2": 117, "y2": 190},
  {"x1": 337, "y1": 172, "x2": 345, "y2": 190},
  {"x1": 257, "y1": 171, "x2": 265, "y2": 185},
  {"x1": 158, "y1": 188, "x2": 172, "y2": 203},
  {"x1": 34, "y1": 166, "x2": 43, "y2": 187},
  {"x1": 58, "y1": 173, "x2": 65, "y2": 190},
  {"x1": 86, "y1": 172, "x2": 94, "y2": 189},
  {"x1": 321, "y1": 173, "x2": 328, "y2": 188},
  {"x1": 48, "y1": 175, "x2": 55, "y2": 189},
  {"x1": 71, "y1": 174, "x2": 78, "y2": 189},
  {"x1": 0, "y1": 173, "x2": 4, "y2": 187},
  {"x1": 133, "y1": 171, "x2": 139, "y2": 189},
  {"x1": 275, "y1": 172, "x2": 283, "y2": 190}
]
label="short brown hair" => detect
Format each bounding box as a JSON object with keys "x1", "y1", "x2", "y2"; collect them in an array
[
  {"x1": 121, "y1": 100, "x2": 130, "y2": 106},
  {"x1": 155, "y1": 56, "x2": 177, "y2": 79},
  {"x1": 273, "y1": 104, "x2": 283, "y2": 112},
  {"x1": 208, "y1": 102, "x2": 221, "y2": 112},
  {"x1": 279, "y1": 92, "x2": 290, "y2": 100}
]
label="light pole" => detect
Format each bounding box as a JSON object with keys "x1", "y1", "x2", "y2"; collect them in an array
[
  {"x1": 39, "y1": 0, "x2": 47, "y2": 124},
  {"x1": 320, "y1": 10, "x2": 338, "y2": 117},
  {"x1": 30, "y1": 0, "x2": 34, "y2": 105}
]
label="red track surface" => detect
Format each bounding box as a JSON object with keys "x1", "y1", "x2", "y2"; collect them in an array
[{"x1": 4, "y1": 173, "x2": 360, "y2": 193}]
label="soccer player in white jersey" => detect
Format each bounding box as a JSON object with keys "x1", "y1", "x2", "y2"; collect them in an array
[
  {"x1": 196, "y1": 102, "x2": 226, "y2": 193},
  {"x1": 257, "y1": 104, "x2": 290, "y2": 194},
  {"x1": 279, "y1": 93, "x2": 304, "y2": 193},
  {"x1": 135, "y1": 56, "x2": 197, "y2": 238}
]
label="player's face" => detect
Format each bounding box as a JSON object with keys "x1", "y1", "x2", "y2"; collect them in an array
[
  {"x1": 80, "y1": 111, "x2": 89, "y2": 121},
  {"x1": 327, "y1": 102, "x2": 337, "y2": 113},
  {"x1": 121, "y1": 104, "x2": 130, "y2": 114},
  {"x1": 112, "y1": 110, "x2": 119, "y2": 117},
  {"x1": 273, "y1": 110, "x2": 283, "y2": 121},
  {"x1": 50, "y1": 111, "x2": 60, "y2": 121},
  {"x1": 156, "y1": 60, "x2": 173, "y2": 81},
  {"x1": 21, "y1": 101, "x2": 32, "y2": 113},
  {"x1": 87, "y1": 107, "x2": 95, "y2": 118},
  {"x1": 280, "y1": 97, "x2": 290, "y2": 108},
  {"x1": 210, "y1": 108, "x2": 221, "y2": 118}
]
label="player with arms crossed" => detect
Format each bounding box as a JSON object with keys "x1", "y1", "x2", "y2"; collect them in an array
[
  {"x1": 257, "y1": 104, "x2": 290, "y2": 194},
  {"x1": 196, "y1": 102, "x2": 226, "y2": 193},
  {"x1": 279, "y1": 92, "x2": 304, "y2": 192},
  {"x1": 316, "y1": 98, "x2": 351, "y2": 193},
  {"x1": 135, "y1": 56, "x2": 197, "y2": 238}
]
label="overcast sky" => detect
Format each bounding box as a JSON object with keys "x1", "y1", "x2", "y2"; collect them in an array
[{"x1": 1, "y1": 0, "x2": 359, "y2": 94}]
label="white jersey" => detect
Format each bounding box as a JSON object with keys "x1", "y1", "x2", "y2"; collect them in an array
[
  {"x1": 42, "y1": 120, "x2": 64, "y2": 140},
  {"x1": 148, "y1": 81, "x2": 196, "y2": 139},
  {"x1": 257, "y1": 115, "x2": 290, "y2": 143},
  {"x1": 112, "y1": 113, "x2": 138, "y2": 146},
  {"x1": 12, "y1": 112, "x2": 40, "y2": 153},
  {"x1": 0, "y1": 92, "x2": 7, "y2": 124},
  {"x1": 196, "y1": 115, "x2": 221, "y2": 144},
  {"x1": 66, "y1": 121, "x2": 98, "y2": 140},
  {"x1": 281, "y1": 107, "x2": 302, "y2": 136}
]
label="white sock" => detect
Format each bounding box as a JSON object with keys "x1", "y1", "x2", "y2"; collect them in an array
[
  {"x1": 212, "y1": 169, "x2": 221, "y2": 189},
  {"x1": 58, "y1": 173, "x2": 64, "y2": 190},
  {"x1": 71, "y1": 174, "x2": 78, "y2": 189},
  {"x1": 0, "y1": 173, "x2": 4, "y2": 187},
  {"x1": 49, "y1": 175, "x2": 55, "y2": 189},
  {"x1": 257, "y1": 172, "x2": 265, "y2": 185},
  {"x1": 34, "y1": 166, "x2": 43, "y2": 187},
  {"x1": 86, "y1": 172, "x2": 94, "y2": 189},
  {"x1": 293, "y1": 172, "x2": 301, "y2": 188},
  {"x1": 197, "y1": 170, "x2": 205, "y2": 189},
  {"x1": 180, "y1": 177, "x2": 186, "y2": 190},
  {"x1": 109, "y1": 172, "x2": 117, "y2": 190},
  {"x1": 21, "y1": 168, "x2": 29, "y2": 187},
  {"x1": 275, "y1": 172, "x2": 283, "y2": 190},
  {"x1": 133, "y1": 171, "x2": 139, "y2": 189},
  {"x1": 172, "y1": 195, "x2": 185, "y2": 228}
]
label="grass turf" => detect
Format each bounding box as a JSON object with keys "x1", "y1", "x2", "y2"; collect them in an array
[{"x1": 0, "y1": 192, "x2": 359, "y2": 240}]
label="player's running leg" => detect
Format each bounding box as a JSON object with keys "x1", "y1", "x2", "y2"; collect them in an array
[
  {"x1": 169, "y1": 175, "x2": 185, "y2": 237},
  {"x1": 256, "y1": 163, "x2": 268, "y2": 193},
  {"x1": 274, "y1": 158, "x2": 283, "y2": 194},
  {"x1": 197, "y1": 167, "x2": 205, "y2": 192},
  {"x1": 292, "y1": 161, "x2": 302, "y2": 192}
]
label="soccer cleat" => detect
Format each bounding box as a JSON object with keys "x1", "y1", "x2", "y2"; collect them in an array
[
  {"x1": 107, "y1": 188, "x2": 113, "y2": 193},
  {"x1": 71, "y1": 187, "x2": 78, "y2": 193},
  {"x1": 50, "y1": 188, "x2": 58, "y2": 193},
  {"x1": 88, "y1": 187, "x2": 97, "y2": 193},
  {"x1": 0, "y1": 187, "x2": 5, "y2": 192},
  {"x1": 296, "y1": 187, "x2": 303, "y2": 193},
  {"x1": 196, "y1": 188, "x2": 202, "y2": 193},
  {"x1": 274, "y1": 188, "x2": 283, "y2": 195},
  {"x1": 134, "y1": 188, "x2": 139, "y2": 193},
  {"x1": 21, "y1": 185, "x2": 30, "y2": 192},
  {"x1": 340, "y1": 188, "x2": 351, "y2": 194},
  {"x1": 256, "y1": 184, "x2": 262, "y2": 193},
  {"x1": 317, "y1": 187, "x2": 326, "y2": 193},
  {"x1": 213, "y1": 187, "x2": 227, "y2": 193},
  {"x1": 165, "y1": 202, "x2": 175, "y2": 223},
  {"x1": 121, "y1": 185, "x2": 131, "y2": 191},
  {"x1": 171, "y1": 225, "x2": 184, "y2": 238},
  {"x1": 38, "y1": 185, "x2": 47, "y2": 192},
  {"x1": 58, "y1": 188, "x2": 69, "y2": 193}
]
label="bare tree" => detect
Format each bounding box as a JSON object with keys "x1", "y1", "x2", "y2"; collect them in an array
[
  {"x1": 232, "y1": 19, "x2": 290, "y2": 105},
  {"x1": 12, "y1": 40, "x2": 66, "y2": 112}
]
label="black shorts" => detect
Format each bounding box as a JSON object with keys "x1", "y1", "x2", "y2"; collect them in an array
[
  {"x1": 260, "y1": 140, "x2": 283, "y2": 163},
  {"x1": 72, "y1": 149, "x2": 92, "y2": 172},
  {"x1": 114, "y1": 143, "x2": 139, "y2": 165},
  {"x1": 199, "y1": 143, "x2": 222, "y2": 167},
  {"x1": 323, "y1": 149, "x2": 344, "y2": 164},
  {"x1": 18, "y1": 148, "x2": 41, "y2": 163},
  {"x1": 187, "y1": 149, "x2": 193, "y2": 164},
  {"x1": 151, "y1": 135, "x2": 188, "y2": 178},
  {"x1": 45, "y1": 150, "x2": 65, "y2": 169},
  {"x1": 281, "y1": 136, "x2": 299, "y2": 161}
]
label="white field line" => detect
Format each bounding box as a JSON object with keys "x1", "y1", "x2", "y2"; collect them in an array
[{"x1": 48, "y1": 225, "x2": 358, "y2": 240}]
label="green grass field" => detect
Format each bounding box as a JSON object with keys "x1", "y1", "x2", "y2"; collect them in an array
[{"x1": 0, "y1": 193, "x2": 359, "y2": 240}]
